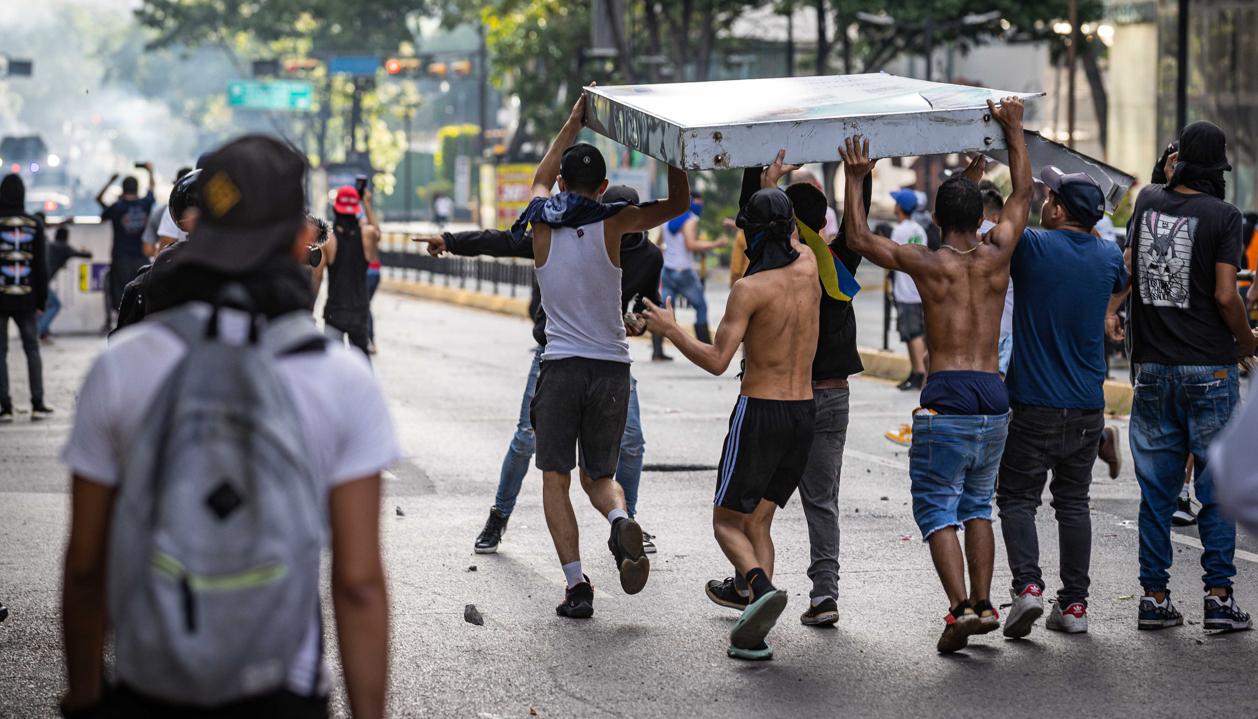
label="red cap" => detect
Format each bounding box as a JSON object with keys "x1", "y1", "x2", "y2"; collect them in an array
[{"x1": 333, "y1": 186, "x2": 361, "y2": 215}]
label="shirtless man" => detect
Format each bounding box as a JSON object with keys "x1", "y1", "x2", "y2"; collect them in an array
[
  {"x1": 644, "y1": 181, "x2": 820, "y2": 661},
  {"x1": 837, "y1": 95, "x2": 1031, "y2": 654}
]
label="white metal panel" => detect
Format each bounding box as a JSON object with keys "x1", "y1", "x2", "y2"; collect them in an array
[{"x1": 583, "y1": 73, "x2": 1043, "y2": 170}]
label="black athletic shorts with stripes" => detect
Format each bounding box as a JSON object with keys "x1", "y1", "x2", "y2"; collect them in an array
[{"x1": 714, "y1": 395, "x2": 816, "y2": 514}]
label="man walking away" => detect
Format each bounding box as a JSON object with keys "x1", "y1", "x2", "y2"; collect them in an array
[
  {"x1": 1112, "y1": 120, "x2": 1256, "y2": 634},
  {"x1": 60, "y1": 135, "x2": 397, "y2": 718},
  {"x1": 645, "y1": 180, "x2": 820, "y2": 661},
  {"x1": 37, "y1": 225, "x2": 92, "y2": 340},
  {"x1": 0, "y1": 174, "x2": 50, "y2": 422},
  {"x1": 651, "y1": 191, "x2": 727, "y2": 360},
  {"x1": 97, "y1": 163, "x2": 155, "y2": 326},
  {"x1": 997, "y1": 168, "x2": 1127, "y2": 639},
  {"x1": 518, "y1": 95, "x2": 688, "y2": 619},
  {"x1": 839, "y1": 96, "x2": 1031, "y2": 654},
  {"x1": 889, "y1": 189, "x2": 928, "y2": 390},
  {"x1": 418, "y1": 184, "x2": 663, "y2": 556},
  {"x1": 363, "y1": 189, "x2": 383, "y2": 353},
  {"x1": 323, "y1": 186, "x2": 376, "y2": 355}
]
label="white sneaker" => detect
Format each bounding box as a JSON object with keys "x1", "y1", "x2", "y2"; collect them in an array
[
  {"x1": 1003, "y1": 584, "x2": 1044, "y2": 638},
  {"x1": 1046, "y1": 601, "x2": 1088, "y2": 633}
]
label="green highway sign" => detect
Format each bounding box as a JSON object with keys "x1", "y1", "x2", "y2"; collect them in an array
[{"x1": 227, "y1": 80, "x2": 314, "y2": 111}]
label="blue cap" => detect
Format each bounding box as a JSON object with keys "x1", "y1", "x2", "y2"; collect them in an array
[{"x1": 890, "y1": 189, "x2": 918, "y2": 213}]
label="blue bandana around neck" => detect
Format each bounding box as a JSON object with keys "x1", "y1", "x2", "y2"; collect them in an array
[{"x1": 510, "y1": 192, "x2": 632, "y2": 243}]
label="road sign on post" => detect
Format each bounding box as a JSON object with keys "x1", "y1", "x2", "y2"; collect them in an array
[{"x1": 227, "y1": 80, "x2": 314, "y2": 111}]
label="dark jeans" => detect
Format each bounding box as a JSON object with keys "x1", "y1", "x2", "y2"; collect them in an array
[
  {"x1": 0, "y1": 310, "x2": 43, "y2": 410},
  {"x1": 365, "y1": 267, "x2": 381, "y2": 342},
  {"x1": 1131, "y1": 362, "x2": 1239, "y2": 593},
  {"x1": 106, "y1": 684, "x2": 327, "y2": 718},
  {"x1": 323, "y1": 321, "x2": 370, "y2": 357},
  {"x1": 996, "y1": 405, "x2": 1104, "y2": 606}
]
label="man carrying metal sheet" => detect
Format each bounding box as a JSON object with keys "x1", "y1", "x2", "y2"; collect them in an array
[
  {"x1": 644, "y1": 162, "x2": 821, "y2": 661},
  {"x1": 838, "y1": 96, "x2": 1032, "y2": 654}
]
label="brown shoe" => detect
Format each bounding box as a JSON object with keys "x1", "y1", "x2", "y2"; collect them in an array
[
  {"x1": 937, "y1": 608, "x2": 980, "y2": 653},
  {"x1": 1097, "y1": 426, "x2": 1121, "y2": 479}
]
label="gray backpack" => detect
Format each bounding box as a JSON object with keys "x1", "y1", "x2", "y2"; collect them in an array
[{"x1": 107, "y1": 298, "x2": 327, "y2": 706}]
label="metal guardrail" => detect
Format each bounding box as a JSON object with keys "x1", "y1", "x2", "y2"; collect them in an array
[{"x1": 378, "y1": 233, "x2": 535, "y2": 297}]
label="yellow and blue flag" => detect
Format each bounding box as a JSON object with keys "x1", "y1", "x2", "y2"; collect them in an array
[{"x1": 796, "y1": 219, "x2": 860, "y2": 302}]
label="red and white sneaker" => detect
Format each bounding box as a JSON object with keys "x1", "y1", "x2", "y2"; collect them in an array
[
  {"x1": 937, "y1": 607, "x2": 980, "y2": 653},
  {"x1": 1046, "y1": 601, "x2": 1088, "y2": 633},
  {"x1": 1002, "y1": 584, "x2": 1044, "y2": 638}
]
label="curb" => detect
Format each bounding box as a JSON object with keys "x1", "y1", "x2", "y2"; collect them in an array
[{"x1": 382, "y1": 280, "x2": 1134, "y2": 416}]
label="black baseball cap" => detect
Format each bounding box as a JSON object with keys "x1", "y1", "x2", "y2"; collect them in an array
[
  {"x1": 1039, "y1": 166, "x2": 1105, "y2": 228},
  {"x1": 179, "y1": 135, "x2": 306, "y2": 274},
  {"x1": 560, "y1": 142, "x2": 606, "y2": 190}
]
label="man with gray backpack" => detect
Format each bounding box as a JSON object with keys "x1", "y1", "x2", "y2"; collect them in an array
[{"x1": 59, "y1": 135, "x2": 398, "y2": 719}]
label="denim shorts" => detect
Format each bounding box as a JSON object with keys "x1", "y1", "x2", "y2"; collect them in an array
[{"x1": 909, "y1": 411, "x2": 1010, "y2": 540}]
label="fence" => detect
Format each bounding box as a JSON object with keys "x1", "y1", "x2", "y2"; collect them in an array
[{"x1": 378, "y1": 232, "x2": 535, "y2": 298}]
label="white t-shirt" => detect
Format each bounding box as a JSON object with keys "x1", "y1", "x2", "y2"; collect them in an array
[
  {"x1": 891, "y1": 219, "x2": 927, "y2": 304},
  {"x1": 157, "y1": 207, "x2": 188, "y2": 244},
  {"x1": 822, "y1": 206, "x2": 839, "y2": 241},
  {"x1": 61, "y1": 306, "x2": 401, "y2": 697}
]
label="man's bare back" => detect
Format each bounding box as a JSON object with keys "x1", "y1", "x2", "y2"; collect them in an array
[
  {"x1": 909, "y1": 243, "x2": 1010, "y2": 373},
  {"x1": 735, "y1": 248, "x2": 820, "y2": 400}
]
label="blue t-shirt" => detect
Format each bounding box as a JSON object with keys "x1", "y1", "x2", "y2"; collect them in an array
[
  {"x1": 102, "y1": 192, "x2": 155, "y2": 257},
  {"x1": 1005, "y1": 228, "x2": 1127, "y2": 409}
]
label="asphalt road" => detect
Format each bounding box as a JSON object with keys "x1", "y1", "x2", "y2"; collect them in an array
[{"x1": 1, "y1": 290, "x2": 1255, "y2": 718}]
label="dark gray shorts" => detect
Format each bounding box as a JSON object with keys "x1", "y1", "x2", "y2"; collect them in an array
[
  {"x1": 896, "y1": 301, "x2": 925, "y2": 342},
  {"x1": 530, "y1": 357, "x2": 631, "y2": 478}
]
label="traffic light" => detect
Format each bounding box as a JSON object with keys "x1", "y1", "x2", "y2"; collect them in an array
[
  {"x1": 252, "y1": 59, "x2": 280, "y2": 77},
  {"x1": 385, "y1": 57, "x2": 423, "y2": 76},
  {"x1": 450, "y1": 60, "x2": 473, "y2": 76},
  {"x1": 285, "y1": 58, "x2": 321, "y2": 74},
  {"x1": 427, "y1": 62, "x2": 448, "y2": 77}
]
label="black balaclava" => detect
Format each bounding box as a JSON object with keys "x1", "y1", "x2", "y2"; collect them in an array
[
  {"x1": 0, "y1": 174, "x2": 25, "y2": 215},
  {"x1": 738, "y1": 188, "x2": 798, "y2": 277},
  {"x1": 1168, "y1": 121, "x2": 1230, "y2": 199}
]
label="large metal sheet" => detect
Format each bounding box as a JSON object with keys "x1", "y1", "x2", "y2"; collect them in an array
[
  {"x1": 583, "y1": 73, "x2": 1043, "y2": 170},
  {"x1": 987, "y1": 131, "x2": 1137, "y2": 212}
]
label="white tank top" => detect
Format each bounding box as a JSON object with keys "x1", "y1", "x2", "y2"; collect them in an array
[
  {"x1": 662, "y1": 214, "x2": 694, "y2": 271},
  {"x1": 536, "y1": 221, "x2": 631, "y2": 364}
]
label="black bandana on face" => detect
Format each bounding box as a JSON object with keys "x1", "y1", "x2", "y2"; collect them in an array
[
  {"x1": 738, "y1": 188, "x2": 798, "y2": 277},
  {"x1": 1168, "y1": 121, "x2": 1230, "y2": 200}
]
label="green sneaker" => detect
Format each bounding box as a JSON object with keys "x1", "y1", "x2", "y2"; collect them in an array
[{"x1": 730, "y1": 589, "x2": 788, "y2": 651}]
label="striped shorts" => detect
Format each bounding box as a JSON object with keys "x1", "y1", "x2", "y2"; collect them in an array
[{"x1": 714, "y1": 395, "x2": 816, "y2": 514}]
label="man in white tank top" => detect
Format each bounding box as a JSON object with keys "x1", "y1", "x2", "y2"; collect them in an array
[{"x1": 519, "y1": 95, "x2": 691, "y2": 619}]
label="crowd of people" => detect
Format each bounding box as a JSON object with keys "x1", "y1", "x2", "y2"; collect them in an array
[{"x1": 0, "y1": 82, "x2": 1245, "y2": 717}]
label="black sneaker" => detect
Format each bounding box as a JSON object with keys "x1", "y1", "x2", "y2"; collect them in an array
[
  {"x1": 800, "y1": 597, "x2": 839, "y2": 626},
  {"x1": 1172, "y1": 496, "x2": 1197, "y2": 526},
  {"x1": 556, "y1": 578, "x2": 594, "y2": 619},
  {"x1": 31, "y1": 404, "x2": 53, "y2": 421},
  {"x1": 1138, "y1": 594, "x2": 1184, "y2": 630},
  {"x1": 651, "y1": 353, "x2": 674, "y2": 362},
  {"x1": 641, "y1": 530, "x2": 657, "y2": 555},
  {"x1": 0, "y1": 599, "x2": 7, "y2": 622},
  {"x1": 705, "y1": 577, "x2": 750, "y2": 610},
  {"x1": 474, "y1": 508, "x2": 510, "y2": 554},
  {"x1": 896, "y1": 373, "x2": 923, "y2": 391},
  {"x1": 0, "y1": 408, "x2": 12, "y2": 424},
  {"x1": 608, "y1": 518, "x2": 649, "y2": 594},
  {"x1": 1204, "y1": 591, "x2": 1253, "y2": 634}
]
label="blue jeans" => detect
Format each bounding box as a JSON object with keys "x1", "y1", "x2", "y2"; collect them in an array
[
  {"x1": 494, "y1": 347, "x2": 645, "y2": 516},
  {"x1": 909, "y1": 411, "x2": 1010, "y2": 540},
  {"x1": 1131, "y1": 362, "x2": 1240, "y2": 593},
  {"x1": 660, "y1": 267, "x2": 708, "y2": 326},
  {"x1": 36, "y1": 289, "x2": 61, "y2": 337}
]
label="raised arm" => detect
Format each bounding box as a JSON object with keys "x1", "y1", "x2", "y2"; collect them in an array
[
  {"x1": 641, "y1": 281, "x2": 754, "y2": 375},
  {"x1": 531, "y1": 94, "x2": 588, "y2": 198},
  {"x1": 682, "y1": 216, "x2": 726, "y2": 252},
  {"x1": 838, "y1": 136, "x2": 932, "y2": 275},
  {"x1": 95, "y1": 174, "x2": 118, "y2": 211},
  {"x1": 984, "y1": 97, "x2": 1031, "y2": 256},
  {"x1": 607, "y1": 165, "x2": 690, "y2": 236}
]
